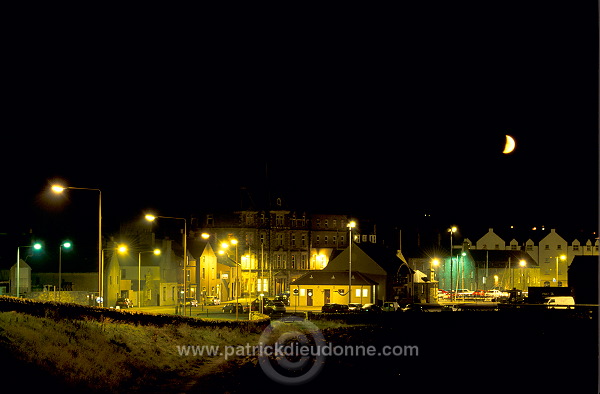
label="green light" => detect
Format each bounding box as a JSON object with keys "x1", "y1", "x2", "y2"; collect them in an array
[
  {"x1": 33, "y1": 243, "x2": 42, "y2": 250},
  {"x1": 63, "y1": 242, "x2": 71, "y2": 248}
]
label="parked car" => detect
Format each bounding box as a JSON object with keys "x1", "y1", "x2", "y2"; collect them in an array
[
  {"x1": 204, "y1": 296, "x2": 220, "y2": 305},
  {"x1": 456, "y1": 289, "x2": 473, "y2": 298},
  {"x1": 116, "y1": 298, "x2": 133, "y2": 308},
  {"x1": 382, "y1": 301, "x2": 400, "y2": 312},
  {"x1": 348, "y1": 303, "x2": 363, "y2": 312},
  {"x1": 360, "y1": 303, "x2": 382, "y2": 313},
  {"x1": 184, "y1": 297, "x2": 198, "y2": 307},
  {"x1": 400, "y1": 303, "x2": 426, "y2": 312},
  {"x1": 272, "y1": 301, "x2": 287, "y2": 314},
  {"x1": 222, "y1": 303, "x2": 248, "y2": 313},
  {"x1": 321, "y1": 303, "x2": 349, "y2": 313},
  {"x1": 274, "y1": 295, "x2": 290, "y2": 306},
  {"x1": 485, "y1": 289, "x2": 509, "y2": 300},
  {"x1": 251, "y1": 298, "x2": 274, "y2": 314}
]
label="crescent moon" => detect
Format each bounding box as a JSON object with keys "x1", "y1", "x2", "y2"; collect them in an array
[{"x1": 503, "y1": 135, "x2": 516, "y2": 154}]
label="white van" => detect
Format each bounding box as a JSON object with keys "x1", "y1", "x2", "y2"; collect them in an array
[{"x1": 544, "y1": 296, "x2": 575, "y2": 309}]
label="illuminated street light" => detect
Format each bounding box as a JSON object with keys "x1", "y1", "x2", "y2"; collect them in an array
[
  {"x1": 448, "y1": 226, "x2": 458, "y2": 301},
  {"x1": 15, "y1": 243, "x2": 42, "y2": 297},
  {"x1": 51, "y1": 184, "x2": 102, "y2": 304},
  {"x1": 99, "y1": 244, "x2": 129, "y2": 305},
  {"x1": 554, "y1": 254, "x2": 567, "y2": 287},
  {"x1": 58, "y1": 241, "x2": 72, "y2": 301},
  {"x1": 519, "y1": 260, "x2": 527, "y2": 291},
  {"x1": 347, "y1": 221, "x2": 356, "y2": 305},
  {"x1": 138, "y1": 249, "x2": 161, "y2": 307},
  {"x1": 145, "y1": 214, "x2": 188, "y2": 315},
  {"x1": 219, "y1": 238, "x2": 240, "y2": 320},
  {"x1": 431, "y1": 258, "x2": 440, "y2": 281}
]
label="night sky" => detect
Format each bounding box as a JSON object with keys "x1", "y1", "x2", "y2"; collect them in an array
[{"x1": 1, "y1": 3, "x2": 597, "y2": 271}]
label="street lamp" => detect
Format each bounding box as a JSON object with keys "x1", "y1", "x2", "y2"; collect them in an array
[
  {"x1": 15, "y1": 243, "x2": 42, "y2": 297},
  {"x1": 138, "y1": 249, "x2": 161, "y2": 307},
  {"x1": 219, "y1": 238, "x2": 240, "y2": 320},
  {"x1": 519, "y1": 260, "x2": 526, "y2": 291},
  {"x1": 58, "y1": 241, "x2": 72, "y2": 301},
  {"x1": 51, "y1": 184, "x2": 102, "y2": 303},
  {"x1": 347, "y1": 220, "x2": 356, "y2": 305},
  {"x1": 431, "y1": 258, "x2": 440, "y2": 281},
  {"x1": 145, "y1": 214, "x2": 187, "y2": 315},
  {"x1": 99, "y1": 244, "x2": 128, "y2": 306},
  {"x1": 448, "y1": 226, "x2": 457, "y2": 301},
  {"x1": 554, "y1": 255, "x2": 567, "y2": 287}
]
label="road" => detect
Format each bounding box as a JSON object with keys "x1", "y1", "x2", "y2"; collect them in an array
[{"x1": 133, "y1": 300, "x2": 317, "y2": 320}]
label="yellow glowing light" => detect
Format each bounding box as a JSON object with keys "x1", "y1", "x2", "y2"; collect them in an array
[
  {"x1": 117, "y1": 245, "x2": 128, "y2": 253},
  {"x1": 144, "y1": 214, "x2": 156, "y2": 222},
  {"x1": 559, "y1": 255, "x2": 567, "y2": 261},
  {"x1": 230, "y1": 239, "x2": 238, "y2": 245},
  {"x1": 220, "y1": 242, "x2": 229, "y2": 249},
  {"x1": 519, "y1": 260, "x2": 526, "y2": 267},
  {"x1": 153, "y1": 249, "x2": 161, "y2": 255},
  {"x1": 348, "y1": 221, "x2": 356, "y2": 228},
  {"x1": 503, "y1": 135, "x2": 516, "y2": 154},
  {"x1": 51, "y1": 185, "x2": 66, "y2": 193},
  {"x1": 432, "y1": 258, "x2": 440, "y2": 266},
  {"x1": 201, "y1": 233, "x2": 210, "y2": 239}
]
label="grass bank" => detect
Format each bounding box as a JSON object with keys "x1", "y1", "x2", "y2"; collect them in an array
[{"x1": 0, "y1": 310, "x2": 263, "y2": 392}]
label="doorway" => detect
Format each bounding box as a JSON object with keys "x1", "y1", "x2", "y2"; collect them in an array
[{"x1": 324, "y1": 289, "x2": 330, "y2": 304}]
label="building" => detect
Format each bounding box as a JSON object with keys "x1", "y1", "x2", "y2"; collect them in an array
[
  {"x1": 104, "y1": 237, "x2": 181, "y2": 308},
  {"x1": 188, "y1": 236, "x2": 236, "y2": 303},
  {"x1": 469, "y1": 227, "x2": 598, "y2": 287},
  {"x1": 9, "y1": 260, "x2": 31, "y2": 296},
  {"x1": 289, "y1": 270, "x2": 377, "y2": 307},
  {"x1": 191, "y1": 206, "x2": 360, "y2": 297},
  {"x1": 322, "y1": 242, "x2": 402, "y2": 303},
  {"x1": 392, "y1": 262, "x2": 439, "y2": 304}
]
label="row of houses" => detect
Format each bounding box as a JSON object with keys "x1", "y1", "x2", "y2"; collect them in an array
[{"x1": 3, "y1": 207, "x2": 598, "y2": 307}]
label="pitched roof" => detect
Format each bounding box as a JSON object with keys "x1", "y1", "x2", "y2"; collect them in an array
[
  {"x1": 291, "y1": 270, "x2": 378, "y2": 286},
  {"x1": 325, "y1": 242, "x2": 402, "y2": 275},
  {"x1": 467, "y1": 249, "x2": 538, "y2": 268}
]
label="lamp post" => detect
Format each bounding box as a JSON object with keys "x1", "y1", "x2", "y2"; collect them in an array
[
  {"x1": 145, "y1": 214, "x2": 187, "y2": 315},
  {"x1": 51, "y1": 185, "x2": 102, "y2": 304},
  {"x1": 100, "y1": 244, "x2": 128, "y2": 306},
  {"x1": 138, "y1": 249, "x2": 161, "y2": 307},
  {"x1": 448, "y1": 226, "x2": 457, "y2": 301},
  {"x1": 15, "y1": 243, "x2": 42, "y2": 297},
  {"x1": 519, "y1": 260, "x2": 526, "y2": 291},
  {"x1": 431, "y1": 258, "x2": 440, "y2": 302},
  {"x1": 58, "y1": 242, "x2": 72, "y2": 301},
  {"x1": 347, "y1": 221, "x2": 356, "y2": 305},
  {"x1": 554, "y1": 255, "x2": 567, "y2": 287},
  {"x1": 219, "y1": 241, "x2": 240, "y2": 320},
  {"x1": 431, "y1": 258, "x2": 439, "y2": 281}
]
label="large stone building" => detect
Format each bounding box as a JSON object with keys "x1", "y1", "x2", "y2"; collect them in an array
[{"x1": 191, "y1": 205, "x2": 361, "y2": 298}]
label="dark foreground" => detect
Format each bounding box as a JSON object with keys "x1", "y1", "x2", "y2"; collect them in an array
[
  {"x1": 0, "y1": 309, "x2": 597, "y2": 394},
  {"x1": 193, "y1": 310, "x2": 598, "y2": 394}
]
